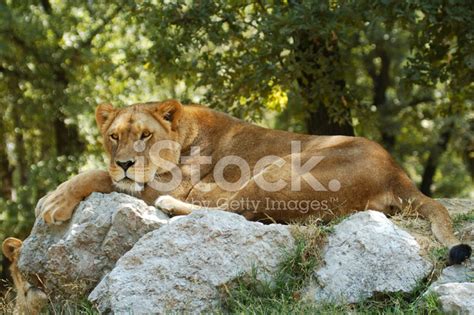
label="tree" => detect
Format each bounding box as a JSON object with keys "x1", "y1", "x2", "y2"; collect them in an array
[
  {"x1": 0, "y1": 0, "x2": 472, "y2": 286},
  {"x1": 135, "y1": 0, "x2": 473, "y2": 195},
  {"x1": 0, "y1": 0, "x2": 142, "y2": 284}
]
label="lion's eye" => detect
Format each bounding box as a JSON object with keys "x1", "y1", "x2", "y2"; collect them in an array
[
  {"x1": 110, "y1": 134, "x2": 119, "y2": 140},
  {"x1": 141, "y1": 131, "x2": 152, "y2": 140},
  {"x1": 164, "y1": 112, "x2": 172, "y2": 122}
]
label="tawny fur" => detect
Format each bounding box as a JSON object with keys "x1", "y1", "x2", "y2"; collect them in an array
[
  {"x1": 36, "y1": 100, "x2": 465, "y2": 252},
  {"x1": 2, "y1": 238, "x2": 47, "y2": 315},
  {"x1": 7, "y1": 99, "x2": 469, "y2": 310}
]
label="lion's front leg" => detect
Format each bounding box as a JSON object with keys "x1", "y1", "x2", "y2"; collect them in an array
[
  {"x1": 155, "y1": 195, "x2": 223, "y2": 216},
  {"x1": 155, "y1": 195, "x2": 196, "y2": 216},
  {"x1": 36, "y1": 170, "x2": 113, "y2": 224}
]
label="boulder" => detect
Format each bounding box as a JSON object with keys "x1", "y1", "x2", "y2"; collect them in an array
[
  {"x1": 17, "y1": 193, "x2": 467, "y2": 312},
  {"x1": 430, "y1": 283, "x2": 474, "y2": 315},
  {"x1": 427, "y1": 256, "x2": 473, "y2": 314},
  {"x1": 18, "y1": 192, "x2": 169, "y2": 299},
  {"x1": 303, "y1": 210, "x2": 432, "y2": 304},
  {"x1": 428, "y1": 202, "x2": 473, "y2": 314},
  {"x1": 438, "y1": 199, "x2": 474, "y2": 217},
  {"x1": 430, "y1": 257, "x2": 474, "y2": 288},
  {"x1": 88, "y1": 210, "x2": 295, "y2": 314}
]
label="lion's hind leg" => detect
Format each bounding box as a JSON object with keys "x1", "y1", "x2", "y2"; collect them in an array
[
  {"x1": 391, "y1": 175, "x2": 472, "y2": 265},
  {"x1": 414, "y1": 197, "x2": 471, "y2": 264}
]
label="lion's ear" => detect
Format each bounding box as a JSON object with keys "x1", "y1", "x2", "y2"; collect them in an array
[
  {"x1": 2, "y1": 237, "x2": 22, "y2": 262},
  {"x1": 95, "y1": 103, "x2": 116, "y2": 131},
  {"x1": 153, "y1": 100, "x2": 183, "y2": 131}
]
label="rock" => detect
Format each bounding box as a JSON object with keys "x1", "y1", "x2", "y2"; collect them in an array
[
  {"x1": 438, "y1": 199, "x2": 474, "y2": 217},
  {"x1": 427, "y1": 257, "x2": 473, "y2": 314},
  {"x1": 458, "y1": 221, "x2": 474, "y2": 246},
  {"x1": 430, "y1": 283, "x2": 474, "y2": 315},
  {"x1": 430, "y1": 257, "x2": 474, "y2": 288},
  {"x1": 18, "y1": 192, "x2": 169, "y2": 299},
  {"x1": 438, "y1": 199, "x2": 474, "y2": 243},
  {"x1": 303, "y1": 210, "x2": 432, "y2": 304},
  {"x1": 88, "y1": 210, "x2": 295, "y2": 314}
]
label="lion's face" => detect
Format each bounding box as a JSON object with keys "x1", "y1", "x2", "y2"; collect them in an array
[
  {"x1": 95, "y1": 100, "x2": 183, "y2": 193},
  {"x1": 2, "y1": 238, "x2": 48, "y2": 314}
]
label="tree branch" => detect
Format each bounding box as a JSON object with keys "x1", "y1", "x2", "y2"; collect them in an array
[
  {"x1": 39, "y1": 0, "x2": 52, "y2": 14},
  {"x1": 0, "y1": 64, "x2": 30, "y2": 80},
  {"x1": 407, "y1": 96, "x2": 434, "y2": 107},
  {"x1": 76, "y1": 5, "x2": 122, "y2": 50},
  {"x1": 419, "y1": 121, "x2": 454, "y2": 196}
]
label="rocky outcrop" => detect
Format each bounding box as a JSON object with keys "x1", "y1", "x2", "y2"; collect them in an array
[
  {"x1": 88, "y1": 210, "x2": 295, "y2": 314},
  {"x1": 15, "y1": 192, "x2": 472, "y2": 312},
  {"x1": 438, "y1": 199, "x2": 474, "y2": 217},
  {"x1": 303, "y1": 211, "x2": 432, "y2": 304},
  {"x1": 18, "y1": 192, "x2": 169, "y2": 299},
  {"x1": 429, "y1": 201, "x2": 474, "y2": 314},
  {"x1": 430, "y1": 283, "x2": 474, "y2": 315},
  {"x1": 431, "y1": 257, "x2": 474, "y2": 288},
  {"x1": 428, "y1": 256, "x2": 473, "y2": 314}
]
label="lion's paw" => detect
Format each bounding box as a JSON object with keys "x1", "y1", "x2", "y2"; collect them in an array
[
  {"x1": 35, "y1": 184, "x2": 81, "y2": 224},
  {"x1": 155, "y1": 195, "x2": 180, "y2": 215}
]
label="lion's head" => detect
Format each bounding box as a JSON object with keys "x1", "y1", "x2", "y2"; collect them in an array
[
  {"x1": 95, "y1": 100, "x2": 184, "y2": 193},
  {"x1": 2, "y1": 238, "x2": 48, "y2": 314}
]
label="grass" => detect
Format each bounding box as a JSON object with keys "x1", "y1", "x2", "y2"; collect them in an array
[
  {"x1": 221, "y1": 241, "x2": 445, "y2": 314},
  {"x1": 220, "y1": 238, "x2": 322, "y2": 314},
  {"x1": 452, "y1": 210, "x2": 474, "y2": 229},
  {"x1": 3, "y1": 210, "x2": 472, "y2": 314},
  {"x1": 0, "y1": 287, "x2": 15, "y2": 315},
  {"x1": 43, "y1": 299, "x2": 99, "y2": 315},
  {"x1": 223, "y1": 210, "x2": 474, "y2": 314},
  {"x1": 220, "y1": 218, "x2": 447, "y2": 315},
  {"x1": 0, "y1": 290, "x2": 99, "y2": 315}
]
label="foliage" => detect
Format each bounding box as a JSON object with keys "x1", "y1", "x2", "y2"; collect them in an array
[
  {"x1": 222, "y1": 230, "x2": 444, "y2": 314},
  {"x1": 452, "y1": 210, "x2": 474, "y2": 229},
  {"x1": 132, "y1": 0, "x2": 473, "y2": 194},
  {"x1": 0, "y1": 0, "x2": 473, "y2": 284},
  {"x1": 0, "y1": 293, "x2": 99, "y2": 315},
  {"x1": 222, "y1": 239, "x2": 319, "y2": 313}
]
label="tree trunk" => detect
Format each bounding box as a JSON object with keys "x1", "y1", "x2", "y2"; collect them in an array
[
  {"x1": 290, "y1": 3, "x2": 353, "y2": 136},
  {"x1": 420, "y1": 125, "x2": 453, "y2": 196},
  {"x1": 463, "y1": 119, "x2": 474, "y2": 179},
  {"x1": 0, "y1": 141, "x2": 13, "y2": 199},
  {"x1": 0, "y1": 120, "x2": 13, "y2": 199},
  {"x1": 0, "y1": 257, "x2": 11, "y2": 293},
  {"x1": 54, "y1": 115, "x2": 85, "y2": 157},
  {"x1": 365, "y1": 46, "x2": 396, "y2": 152},
  {"x1": 12, "y1": 105, "x2": 27, "y2": 186},
  {"x1": 306, "y1": 106, "x2": 354, "y2": 136}
]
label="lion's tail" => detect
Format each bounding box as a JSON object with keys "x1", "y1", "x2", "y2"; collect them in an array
[{"x1": 393, "y1": 173, "x2": 471, "y2": 265}]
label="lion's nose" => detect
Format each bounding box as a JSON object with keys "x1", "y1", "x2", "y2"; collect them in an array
[{"x1": 116, "y1": 160, "x2": 135, "y2": 171}]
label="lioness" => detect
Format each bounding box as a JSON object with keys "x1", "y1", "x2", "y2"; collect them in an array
[
  {"x1": 35, "y1": 100, "x2": 471, "y2": 264},
  {"x1": 2, "y1": 238, "x2": 47, "y2": 314}
]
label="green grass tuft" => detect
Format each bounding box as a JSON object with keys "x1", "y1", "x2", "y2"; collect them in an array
[
  {"x1": 221, "y1": 238, "x2": 322, "y2": 314},
  {"x1": 221, "y1": 222, "x2": 445, "y2": 315},
  {"x1": 43, "y1": 299, "x2": 99, "y2": 315},
  {"x1": 452, "y1": 210, "x2": 474, "y2": 229}
]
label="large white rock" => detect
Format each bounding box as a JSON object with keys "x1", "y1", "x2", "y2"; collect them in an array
[
  {"x1": 430, "y1": 283, "x2": 474, "y2": 315},
  {"x1": 438, "y1": 199, "x2": 474, "y2": 216},
  {"x1": 89, "y1": 210, "x2": 295, "y2": 314},
  {"x1": 303, "y1": 210, "x2": 432, "y2": 304},
  {"x1": 430, "y1": 257, "x2": 474, "y2": 288},
  {"x1": 428, "y1": 256, "x2": 473, "y2": 313},
  {"x1": 18, "y1": 192, "x2": 169, "y2": 299}
]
